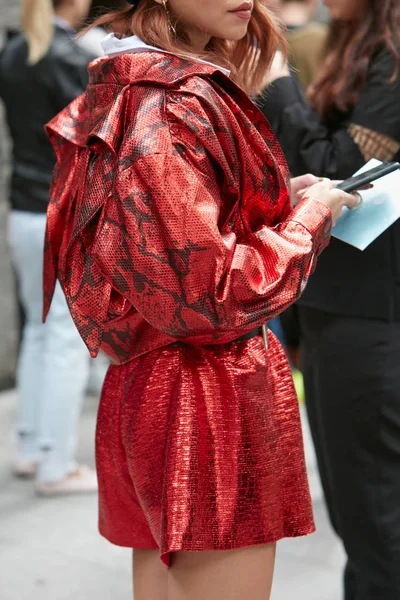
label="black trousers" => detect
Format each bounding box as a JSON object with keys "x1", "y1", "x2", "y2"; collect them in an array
[{"x1": 299, "y1": 307, "x2": 400, "y2": 600}]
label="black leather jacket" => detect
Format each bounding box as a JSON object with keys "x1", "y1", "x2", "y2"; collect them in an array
[{"x1": 0, "y1": 26, "x2": 95, "y2": 213}]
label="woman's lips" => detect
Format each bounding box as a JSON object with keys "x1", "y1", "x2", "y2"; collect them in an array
[
  {"x1": 229, "y1": 2, "x2": 253, "y2": 20},
  {"x1": 231, "y1": 9, "x2": 252, "y2": 19}
]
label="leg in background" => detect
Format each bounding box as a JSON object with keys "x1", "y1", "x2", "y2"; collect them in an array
[
  {"x1": 133, "y1": 549, "x2": 168, "y2": 600},
  {"x1": 168, "y1": 544, "x2": 276, "y2": 600},
  {"x1": 344, "y1": 561, "x2": 357, "y2": 600},
  {"x1": 300, "y1": 307, "x2": 400, "y2": 600},
  {"x1": 8, "y1": 211, "x2": 47, "y2": 466},
  {"x1": 37, "y1": 280, "x2": 90, "y2": 482},
  {"x1": 299, "y1": 308, "x2": 340, "y2": 535}
]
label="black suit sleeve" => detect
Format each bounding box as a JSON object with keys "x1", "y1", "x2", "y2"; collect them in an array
[{"x1": 260, "y1": 49, "x2": 400, "y2": 180}]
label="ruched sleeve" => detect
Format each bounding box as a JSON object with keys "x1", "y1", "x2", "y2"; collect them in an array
[{"x1": 93, "y1": 152, "x2": 332, "y2": 346}]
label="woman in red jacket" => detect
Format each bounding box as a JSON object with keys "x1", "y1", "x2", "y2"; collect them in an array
[{"x1": 44, "y1": 0, "x2": 356, "y2": 597}]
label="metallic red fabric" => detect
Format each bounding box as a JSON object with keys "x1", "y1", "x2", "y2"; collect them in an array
[
  {"x1": 44, "y1": 50, "x2": 332, "y2": 559},
  {"x1": 97, "y1": 333, "x2": 314, "y2": 565}
]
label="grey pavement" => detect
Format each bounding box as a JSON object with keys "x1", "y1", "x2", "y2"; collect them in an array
[{"x1": 0, "y1": 389, "x2": 345, "y2": 600}]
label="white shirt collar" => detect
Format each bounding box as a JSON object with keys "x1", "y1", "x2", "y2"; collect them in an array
[{"x1": 100, "y1": 34, "x2": 231, "y2": 77}]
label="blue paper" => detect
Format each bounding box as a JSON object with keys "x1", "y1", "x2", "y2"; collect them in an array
[{"x1": 332, "y1": 159, "x2": 400, "y2": 251}]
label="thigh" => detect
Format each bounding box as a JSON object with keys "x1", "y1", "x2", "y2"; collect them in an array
[
  {"x1": 133, "y1": 550, "x2": 167, "y2": 600},
  {"x1": 168, "y1": 544, "x2": 276, "y2": 600},
  {"x1": 8, "y1": 211, "x2": 47, "y2": 323},
  {"x1": 45, "y1": 282, "x2": 87, "y2": 355}
]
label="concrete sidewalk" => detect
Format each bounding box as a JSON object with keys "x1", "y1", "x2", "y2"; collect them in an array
[{"x1": 0, "y1": 389, "x2": 345, "y2": 600}]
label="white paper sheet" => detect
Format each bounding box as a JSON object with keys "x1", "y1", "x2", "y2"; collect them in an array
[{"x1": 331, "y1": 159, "x2": 400, "y2": 251}]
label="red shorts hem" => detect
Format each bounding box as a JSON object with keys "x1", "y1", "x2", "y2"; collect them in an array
[{"x1": 99, "y1": 524, "x2": 316, "y2": 567}]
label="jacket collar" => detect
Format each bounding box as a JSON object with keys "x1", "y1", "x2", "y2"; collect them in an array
[
  {"x1": 100, "y1": 34, "x2": 231, "y2": 77},
  {"x1": 47, "y1": 46, "x2": 236, "y2": 153}
]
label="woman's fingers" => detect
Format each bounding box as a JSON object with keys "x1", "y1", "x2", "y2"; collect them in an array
[
  {"x1": 291, "y1": 174, "x2": 319, "y2": 191},
  {"x1": 290, "y1": 174, "x2": 321, "y2": 207},
  {"x1": 347, "y1": 192, "x2": 363, "y2": 210}
]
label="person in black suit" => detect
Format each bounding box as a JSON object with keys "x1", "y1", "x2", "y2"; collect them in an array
[{"x1": 260, "y1": 0, "x2": 400, "y2": 598}]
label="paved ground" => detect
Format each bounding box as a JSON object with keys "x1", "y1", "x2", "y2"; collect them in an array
[{"x1": 0, "y1": 389, "x2": 346, "y2": 600}]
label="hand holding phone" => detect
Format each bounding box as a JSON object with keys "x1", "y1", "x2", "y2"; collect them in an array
[{"x1": 303, "y1": 179, "x2": 359, "y2": 225}]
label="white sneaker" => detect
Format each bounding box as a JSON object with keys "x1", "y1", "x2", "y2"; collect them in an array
[
  {"x1": 13, "y1": 458, "x2": 37, "y2": 479},
  {"x1": 35, "y1": 465, "x2": 98, "y2": 497}
]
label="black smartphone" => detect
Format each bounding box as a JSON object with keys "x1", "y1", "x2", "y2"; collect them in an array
[{"x1": 336, "y1": 162, "x2": 400, "y2": 193}]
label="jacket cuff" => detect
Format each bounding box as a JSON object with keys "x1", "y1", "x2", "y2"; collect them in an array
[{"x1": 289, "y1": 197, "x2": 332, "y2": 255}]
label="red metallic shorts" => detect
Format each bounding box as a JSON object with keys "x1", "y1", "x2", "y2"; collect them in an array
[{"x1": 96, "y1": 333, "x2": 314, "y2": 565}]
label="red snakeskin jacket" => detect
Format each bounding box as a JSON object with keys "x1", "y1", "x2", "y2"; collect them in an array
[{"x1": 44, "y1": 50, "x2": 331, "y2": 364}]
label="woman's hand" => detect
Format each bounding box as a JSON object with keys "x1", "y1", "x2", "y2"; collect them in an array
[
  {"x1": 303, "y1": 179, "x2": 360, "y2": 225},
  {"x1": 290, "y1": 174, "x2": 320, "y2": 207},
  {"x1": 263, "y1": 50, "x2": 290, "y2": 86}
]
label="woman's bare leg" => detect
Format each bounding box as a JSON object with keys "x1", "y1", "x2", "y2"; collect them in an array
[
  {"x1": 168, "y1": 543, "x2": 276, "y2": 600},
  {"x1": 133, "y1": 549, "x2": 168, "y2": 600}
]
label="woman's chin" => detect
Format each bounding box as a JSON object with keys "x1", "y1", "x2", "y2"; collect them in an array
[{"x1": 222, "y1": 28, "x2": 250, "y2": 42}]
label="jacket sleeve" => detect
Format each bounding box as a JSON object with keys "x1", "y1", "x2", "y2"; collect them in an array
[
  {"x1": 260, "y1": 49, "x2": 400, "y2": 179},
  {"x1": 92, "y1": 152, "x2": 332, "y2": 345}
]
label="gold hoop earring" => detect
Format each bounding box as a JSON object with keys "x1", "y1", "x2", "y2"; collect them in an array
[{"x1": 160, "y1": 0, "x2": 177, "y2": 36}]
